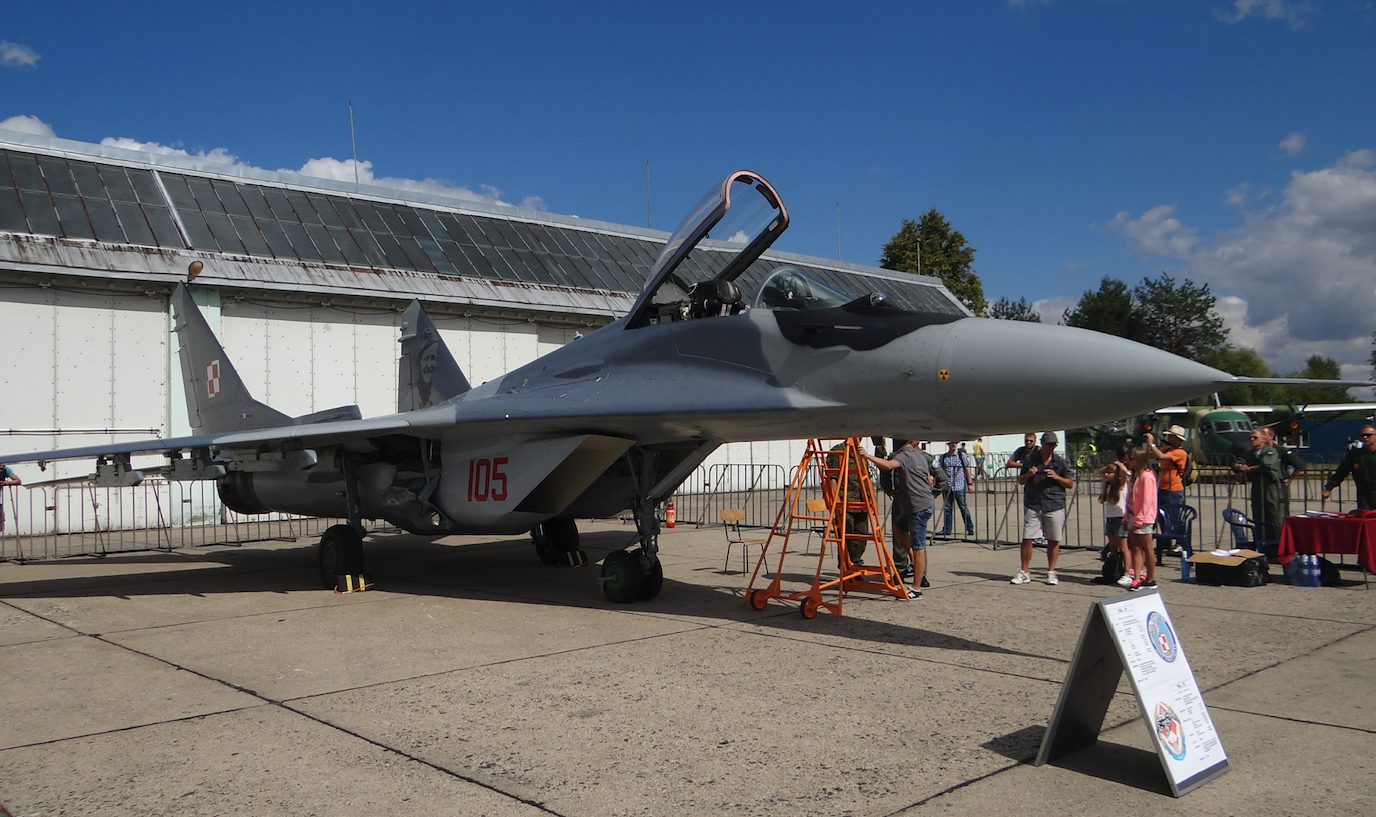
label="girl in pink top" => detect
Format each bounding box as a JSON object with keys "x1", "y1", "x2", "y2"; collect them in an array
[{"x1": 1126, "y1": 447, "x2": 1158, "y2": 589}]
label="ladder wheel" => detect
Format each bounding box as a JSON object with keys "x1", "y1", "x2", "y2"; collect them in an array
[
  {"x1": 749, "y1": 589, "x2": 769, "y2": 610},
  {"x1": 799, "y1": 596, "x2": 819, "y2": 619}
]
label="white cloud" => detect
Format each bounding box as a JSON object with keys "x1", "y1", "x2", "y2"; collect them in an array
[
  {"x1": 1224, "y1": 182, "x2": 1251, "y2": 207},
  {"x1": 1279, "y1": 131, "x2": 1306, "y2": 156},
  {"x1": 294, "y1": 156, "x2": 541, "y2": 209},
  {"x1": 1217, "y1": 0, "x2": 1311, "y2": 28},
  {"x1": 0, "y1": 40, "x2": 39, "y2": 67},
  {"x1": 1031, "y1": 295, "x2": 1076, "y2": 323},
  {"x1": 1107, "y1": 204, "x2": 1199, "y2": 258},
  {"x1": 1178, "y1": 150, "x2": 1376, "y2": 373},
  {"x1": 0, "y1": 114, "x2": 54, "y2": 136},
  {"x1": 100, "y1": 136, "x2": 243, "y2": 165}
]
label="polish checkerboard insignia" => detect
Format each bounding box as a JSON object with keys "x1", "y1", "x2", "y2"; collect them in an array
[{"x1": 206, "y1": 360, "x2": 221, "y2": 398}]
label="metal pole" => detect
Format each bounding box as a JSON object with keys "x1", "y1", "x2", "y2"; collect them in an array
[
  {"x1": 349, "y1": 101, "x2": 359, "y2": 185},
  {"x1": 646, "y1": 161, "x2": 652, "y2": 229}
]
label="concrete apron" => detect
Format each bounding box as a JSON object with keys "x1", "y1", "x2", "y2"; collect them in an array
[{"x1": 0, "y1": 520, "x2": 1373, "y2": 816}]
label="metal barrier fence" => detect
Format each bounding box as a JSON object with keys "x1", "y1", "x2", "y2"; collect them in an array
[
  {"x1": 667, "y1": 459, "x2": 1365, "y2": 556},
  {"x1": 2, "y1": 457, "x2": 1362, "y2": 563},
  {"x1": 0, "y1": 478, "x2": 342, "y2": 562}
]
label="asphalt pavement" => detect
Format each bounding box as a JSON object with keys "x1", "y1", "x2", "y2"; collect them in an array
[{"x1": 1, "y1": 520, "x2": 1372, "y2": 815}]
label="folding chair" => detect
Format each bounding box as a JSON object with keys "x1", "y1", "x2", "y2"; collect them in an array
[
  {"x1": 801, "y1": 498, "x2": 829, "y2": 555},
  {"x1": 1222, "y1": 507, "x2": 1278, "y2": 558},
  {"x1": 1153, "y1": 504, "x2": 1197, "y2": 565},
  {"x1": 722, "y1": 508, "x2": 769, "y2": 575}
]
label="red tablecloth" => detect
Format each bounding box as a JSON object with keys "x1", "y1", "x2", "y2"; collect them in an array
[{"x1": 1276, "y1": 516, "x2": 1376, "y2": 574}]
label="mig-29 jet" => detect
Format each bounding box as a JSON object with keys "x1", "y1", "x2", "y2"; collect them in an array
[{"x1": 4, "y1": 170, "x2": 1362, "y2": 602}]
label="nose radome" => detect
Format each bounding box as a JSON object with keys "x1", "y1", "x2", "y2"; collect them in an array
[{"x1": 930, "y1": 319, "x2": 1229, "y2": 435}]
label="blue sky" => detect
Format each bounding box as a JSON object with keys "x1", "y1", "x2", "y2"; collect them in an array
[{"x1": 3, "y1": 1, "x2": 1374, "y2": 384}]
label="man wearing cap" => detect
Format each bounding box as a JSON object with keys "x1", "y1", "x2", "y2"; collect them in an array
[
  {"x1": 1145, "y1": 425, "x2": 1189, "y2": 510},
  {"x1": 1011, "y1": 432, "x2": 1075, "y2": 586},
  {"x1": 1322, "y1": 423, "x2": 1376, "y2": 510}
]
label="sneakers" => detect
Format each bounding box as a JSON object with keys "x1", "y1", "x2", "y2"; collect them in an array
[
  {"x1": 906, "y1": 586, "x2": 923, "y2": 600},
  {"x1": 1046, "y1": 571, "x2": 1059, "y2": 586},
  {"x1": 1116, "y1": 571, "x2": 1135, "y2": 588},
  {"x1": 899, "y1": 567, "x2": 915, "y2": 581},
  {"x1": 1140, "y1": 579, "x2": 1157, "y2": 588},
  {"x1": 1010, "y1": 571, "x2": 1032, "y2": 585}
]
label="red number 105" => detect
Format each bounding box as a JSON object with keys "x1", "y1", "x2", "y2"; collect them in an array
[{"x1": 467, "y1": 457, "x2": 508, "y2": 501}]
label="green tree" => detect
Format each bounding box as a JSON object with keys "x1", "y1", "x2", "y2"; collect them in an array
[
  {"x1": 1063, "y1": 277, "x2": 1139, "y2": 339},
  {"x1": 1284, "y1": 355, "x2": 1353, "y2": 405},
  {"x1": 986, "y1": 296, "x2": 1042, "y2": 322},
  {"x1": 1202, "y1": 346, "x2": 1280, "y2": 405},
  {"x1": 1132, "y1": 272, "x2": 1227, "y2": 362},
  {"x1": 879, "y1": 209, "x2": 986, "y2": 315}
]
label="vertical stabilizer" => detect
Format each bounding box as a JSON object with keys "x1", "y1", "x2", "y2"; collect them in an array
[
  {"x1": 173, "y1": 284, "x2": 292, "y2": 433},
  {"x1": 398, "y1": 301, "x2": 471, "y2": 412}
]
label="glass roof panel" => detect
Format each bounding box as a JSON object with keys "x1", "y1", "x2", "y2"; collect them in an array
[
  {"x1": 212, "y1": 179, "x2": 251, "y2": 218},
  {"x1": 19, "y1": 189, "x2": 60, "y2": 235},
  {"x1": 418, "y1": 209, "x2": 452, "y2": 241},
  {"x1": 396, "y1": 206, "x2": 431, "y2": 238},
  {"x1": 306, "y1": 193, "x2": 344, "y2": 228},
  {"x1": 394, "y1": 234, "x2": 436, "y2": 271},
  {"x1": 8, "y1": 153, "x2": 45, "y2": 192},
  {"x1": 257, "y1": 220, "x2": 297, "y2": 259},
  {"x1": 329, "y1": 226, "x2": 368, "y2": 266},
  {"x1": 142, "y1": 204, "x2": 184, "y2": 248},
  {"x1": 0, "y1": 187, "x2": 28, "y2": 232},
  {"x1": 98, "y1": 166, "x2": 138, "y2": 203},
  {"x1": 476, "y1": 244, "x2": 515, "y2": 280},
  {"x1": 418, "y1": 237, "x2": 455, "y2": 273},
  {"x1": 304, "y1": 223, "x2": 345, "y2": 264},
  {"x1": 54, "y1": 195, "x2": 94, "y2": 240},
  {"x1": 176, "y1": 208, "x2": 217, "y2": 250},
  {"x1": 494, "y1": 247, "x2": 533, "y2": 282},
  {"x1": 347, "y1": 227, "x2": 389, "y2": 267},
  {"x1": 328, "y1": 196, "x2": 364, "y2": 230},
  {"x1": 85, "y1": 197, "x2": 125, "y2": 242},
  {"x1": 438, "y1": 240, "x2": 470, "y2": 274},
  {"x1": 113, "y1": 201, "x2": 155, "y2": 246},
  {"x1": 435, "y1": 212, "x2": 470, "y2": 244},
  {"x1": 349, "y1": 200, "x2": 390, "y2": 233},
  {"x1": 375, "y1": 204, "x2": 409, "y2": 236},
  {"x1": 455, "y1": 214, "x2": 494, "y2": 246},
  {"x1": 262, "y1": 187, "x2": 299, "y2": 222},
  {"x1": 70, "y1": 161, "x2": 107, "y2": 199},
  {"x1": 281, "y1": 221, "x2": 322, "y2": 261},
  {"x1": 374, "y1": 233, "x2": 412, "y2": 269},
  {"x1": 512, "y1": 248, "x2": 555, "y2": 284},
  {"x1": 453, "y1": 241, "x2": 499, "y2": 279},
  {"x1": 566, "y1": 253, "x2": 612, "y2": 291},
  {"x1": 283, "y1": 190, "x2": 319, "y2": 225},
  {"x1": 231, "y1": 214, "x2": 271, "y2": 257},
  {"x1": 185, "y1": 176, "x2": 224, "y2": 214},
  {"x1": 159, "y1": 174, "x2": 198, "y2": 211},
  {"x1": 37, "y1": 157, "x2": 78, "y2": 196},
  {"x1": 129, "y1": 169, "x2": 164, "y2": 205},
  {"x1": 487, "y1": 219, "x2": 528, "y2": 251},
  {"x1": 237, "y1": 185, "x2": 274, "y2": 221},
  {"x1": 203, "y1": 211, "x2": 244, "y2": 254}
]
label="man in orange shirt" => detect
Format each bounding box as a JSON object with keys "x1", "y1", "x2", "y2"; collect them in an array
[{"x1": 1145, "y1": 425, "x2": 1189, "y2": 557}]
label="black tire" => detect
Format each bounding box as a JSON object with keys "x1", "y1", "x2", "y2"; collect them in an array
[
  {"x1": 532, "y1": 518, "x2": 580, "y2": 566},
  {"x1": 749, "y1": 589, "x2": 769, "y2": 610},
  {"x1": 637, "y1": 551, "x2": 663, "y2": 601},
  {"x1": 601, "y1": 549, "x2": 643, "y2": 603},
  {"x1": 319, "y1": 525, "x2": 364, "y2": 589},
  {"x1": 800, "y1": 596, "x2": 819, "y2": 619}
]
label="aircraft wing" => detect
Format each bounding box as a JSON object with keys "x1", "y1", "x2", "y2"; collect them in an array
[{"x1": 1, "y1": 415, "x2": 415, "y2": 466}]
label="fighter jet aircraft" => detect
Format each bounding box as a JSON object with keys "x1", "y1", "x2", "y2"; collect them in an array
[{"x1": 3, "y1": 170, "x2": 1364, "y2": 601}]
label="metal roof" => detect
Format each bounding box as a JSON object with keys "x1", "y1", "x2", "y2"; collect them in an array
[{"x1": 0, "y1": 129, "x2": 968, "y2": 319}]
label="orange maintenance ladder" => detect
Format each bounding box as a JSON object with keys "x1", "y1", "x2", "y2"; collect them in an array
[{"x1": 745, "y1": 437, "x2": 909, "y2": 618}]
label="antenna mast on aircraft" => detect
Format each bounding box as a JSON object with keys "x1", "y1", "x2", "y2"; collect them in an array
[{"x1": 646, "y1": 160, "x2": 652, "y2": 229}]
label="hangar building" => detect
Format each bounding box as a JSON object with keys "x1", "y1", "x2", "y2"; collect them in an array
[{"x1": 0, "y1": 129, "x2": 966, "y2": 537}]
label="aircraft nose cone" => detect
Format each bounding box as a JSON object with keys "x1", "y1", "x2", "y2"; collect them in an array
[{"x1": 932, "y1": 319, "x2": 1229, "y2": 434}]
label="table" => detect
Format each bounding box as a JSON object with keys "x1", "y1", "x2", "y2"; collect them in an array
[{"x1": 1276, "y1": 516, "x2": 1376, "y2": 575}]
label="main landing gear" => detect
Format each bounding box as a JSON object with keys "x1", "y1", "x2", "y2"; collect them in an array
[
  {"x1": 318, "y1": 524, "x2": 364, "y2": 589},
  {"x1": 600, "y1": 446, "x2": 665, "y2": 604},
  {"x1": 531, "y1": 517, "x2": 588, "y2": 566}
]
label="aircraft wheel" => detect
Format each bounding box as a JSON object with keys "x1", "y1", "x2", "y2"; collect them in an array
[
  {"x1": 749, "y1": 589, "x2": 769, "y2": 610},
  {"x1": 637, "y1": 551, "x2": 664, "y2": 601},
  {"x1": 319, "y1": 525, "x2": 364, "y2": 589},
  {"x1": 531, "y1": 518, "x2": 579, "y2": 566},
  {"x1": 601, "y1": 550, "x2": 643, "y2": 603},
  {"x1": 799, "y1": 596, "x2": 819, "y2": 619}
]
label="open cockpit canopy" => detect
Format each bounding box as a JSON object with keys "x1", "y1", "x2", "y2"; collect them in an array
[{"x1": 626, "y1": 171, "x2": 788, "y2": 328}]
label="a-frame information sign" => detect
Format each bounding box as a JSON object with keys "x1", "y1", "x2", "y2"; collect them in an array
[{"x1": 1035, "y1": 588, "x2": 1229, "y2": 797}]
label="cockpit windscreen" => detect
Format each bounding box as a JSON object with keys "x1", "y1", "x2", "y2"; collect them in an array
[{"x1": 753, "y1": 267, "x2": 852, "y2": 311}]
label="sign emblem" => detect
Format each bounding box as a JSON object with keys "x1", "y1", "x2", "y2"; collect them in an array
[
  {"x1": 938, "y1": 369, "x2": 949, "y2": 380},
  {"x1": 206, "y1": 360, "x2": 221, "y2": 399},
  {"x1": 1154, "y1": 701, "x2": 1187, "y2": 760},
  {"x1": 1146, "y1": 610, "x2": 1178, "y2": 663}
]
